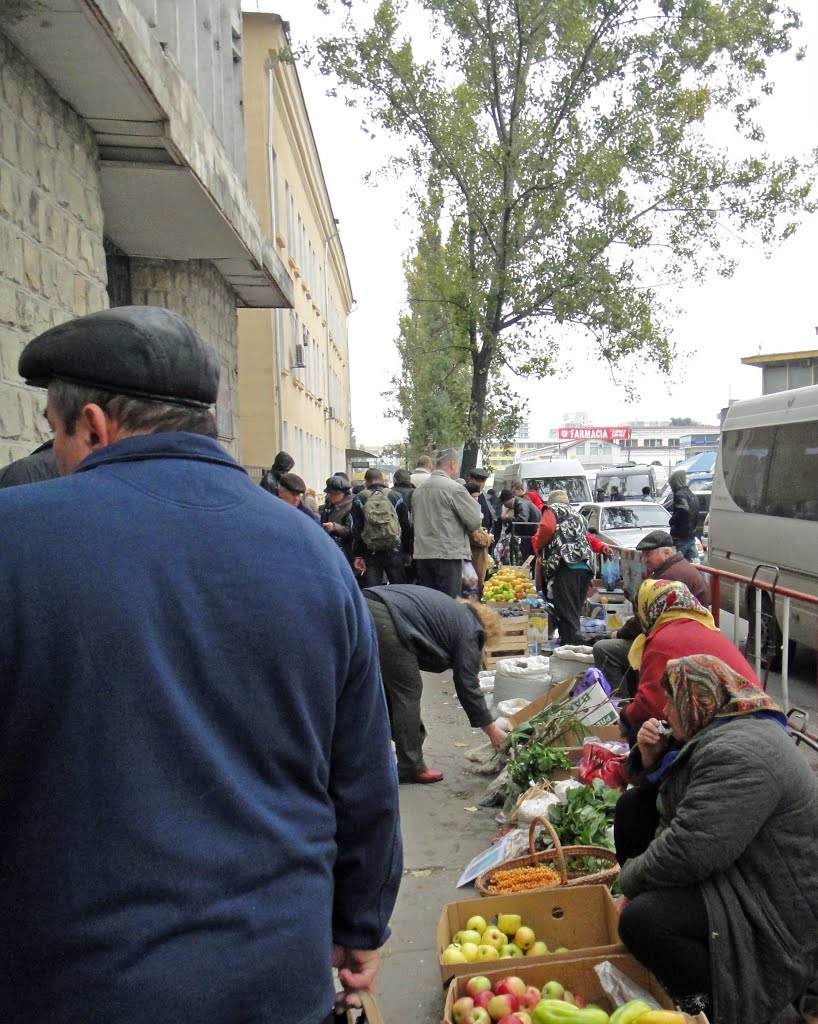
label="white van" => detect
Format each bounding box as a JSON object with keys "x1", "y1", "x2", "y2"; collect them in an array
[
  {"x1": 492, "y1": 459, "x2": 593, "y2": 506},
  {"x1": 708, "y1": 384, "x2": 818, "y2": 659}
]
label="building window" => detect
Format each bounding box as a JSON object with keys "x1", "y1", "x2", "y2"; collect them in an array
[{"x1": 668, "y1": 438, "x2": 680, "y2": 448}]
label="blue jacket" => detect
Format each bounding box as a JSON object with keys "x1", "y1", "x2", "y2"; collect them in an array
[{"x1": 0, "y1": 432, "x2": 402, "y2": 1024}]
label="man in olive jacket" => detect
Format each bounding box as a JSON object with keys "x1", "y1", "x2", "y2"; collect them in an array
[{"x1": 411, "y1": 448, "x2": 483, "y2": 598}]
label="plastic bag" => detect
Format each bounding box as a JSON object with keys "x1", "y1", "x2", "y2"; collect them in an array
[
  {"x1": 594, "y1": 959, "x2": 662, "y2": 1011},
  {"x1": 577, "y1": 743, "x2": 630, "y2": 791},
  {"x1": 518, "y1": 792, "x2": 562, "y2": 824},
  {"x1": 462, "y1": 560, "x2": 479, "y2": 599},
  {"x1": 572, "y1": 667, "x2": 612, "y2": 698},
  {"x1": 496, "y1": 655, "x2": 551, "y2": 677},
  {"x1": 496, "y1": 698, "x2": 531, "y2": 718},
  {"x1": 601, "y1": 557, "x2": 621, "y2": 590}
]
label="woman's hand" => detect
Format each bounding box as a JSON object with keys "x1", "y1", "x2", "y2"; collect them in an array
[{"x1": 637, "y1": 717, "x2": 670, "y2": 769}]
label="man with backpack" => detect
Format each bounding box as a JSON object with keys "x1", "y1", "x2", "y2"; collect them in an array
[{"x1": 357, "y1": 468, "x2": 411, "y2": 587}]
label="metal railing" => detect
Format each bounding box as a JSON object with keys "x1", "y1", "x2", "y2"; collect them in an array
[{"x1": 699, "y1": 563, "x2": 818, "y2": 722}]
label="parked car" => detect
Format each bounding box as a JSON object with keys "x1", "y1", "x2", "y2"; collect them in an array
[{"x1": 578, "y1": 501, "x2": 672, "y2": 549}]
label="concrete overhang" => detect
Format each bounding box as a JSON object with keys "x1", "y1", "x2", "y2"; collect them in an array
[
  {"x1": 741, "y1": 350, "x2": 818, "y2": 368},
  {"x1": 5, "y1": 0, "x2": 293, "y2": 309}
]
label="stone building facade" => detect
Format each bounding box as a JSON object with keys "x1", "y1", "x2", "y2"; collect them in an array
[{"x1": 0, "y1": 0, "x2": 292, "y2": 469}]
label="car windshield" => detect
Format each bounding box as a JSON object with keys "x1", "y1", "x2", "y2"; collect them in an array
[
  {"x1": 595, "y1": 473, "x2": 650, "y2": 499},
  {"x1": 526, "y1": 476, "x2": 591, "y2": 503},
  {"x1": 600, "y1": 504, "x2": 669, "y2": 530},
  {"x1": 688, "y1": 474, "x2": 713, "y2": 493}
]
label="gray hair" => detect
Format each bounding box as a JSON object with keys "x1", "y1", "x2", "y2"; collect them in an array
[
  {"x1": 48, "y1": 379, "x2": 218, "y2": 438},
  {"x1": 436, "y1": 447, "x2": 459, "y2": 467}
]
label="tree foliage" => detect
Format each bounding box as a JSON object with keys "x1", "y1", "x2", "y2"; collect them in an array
[{"x1": 314, "y1": 0, "x2": 815, "y2": 473}]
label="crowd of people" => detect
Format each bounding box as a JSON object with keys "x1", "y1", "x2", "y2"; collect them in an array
[{"x1": 2, "y1": 304, "x2": 818, "y2": 1024}]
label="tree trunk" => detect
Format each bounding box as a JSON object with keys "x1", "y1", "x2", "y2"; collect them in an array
[{"x1": 460, "y1": 339, "x2": 495, "y2": 477}]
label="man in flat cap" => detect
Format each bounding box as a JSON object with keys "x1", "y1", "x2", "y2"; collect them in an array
[
  {"x1": 466, "y1": 466, "x2": 496, "y2": 535},
  {"x1": 0, "y1": 307, "x2": 401, "y2": 1023},
  {"x1": 411, "y1": 447, "x2": 483, "y2": 599},
  {"x1": 592, "y1": 528, "x2": 711, "y2": 691},
  {"x1": 277, "y1": 470, "x2": 321, "y2": 524}
]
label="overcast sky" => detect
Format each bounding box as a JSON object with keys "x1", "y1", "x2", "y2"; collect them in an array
[{"x1": 245, "y1": 1, "x2": 818, "y2": 444}]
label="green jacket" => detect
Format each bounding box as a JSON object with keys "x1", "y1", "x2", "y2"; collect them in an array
[
  {"x1": 411, "y1": 470, "x2": 483, "y2": 560},
  {"x1": 620, "y1": 716, "x2": 818, "y2": 1024}
]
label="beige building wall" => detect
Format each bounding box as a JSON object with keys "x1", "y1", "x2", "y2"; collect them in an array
[{"x1": 238, "y1": 13, "x2": 354, "y2": 489}]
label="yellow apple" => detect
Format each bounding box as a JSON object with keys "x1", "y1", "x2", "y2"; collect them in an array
[
  {"x1": 466, "y1": 915, "x2": 488, "y2": 935},
  {"x1": 475, "y1": 944, "x2": 500, "y2": 962},
  {"x1": 497, "y1": 914, "x2": 523, "y2": 936}
]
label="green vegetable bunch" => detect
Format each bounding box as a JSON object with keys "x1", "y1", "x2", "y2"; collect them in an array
[
  {"x1": 506, "y1": 743, "x2": 573, "y2": 790},
  {"x1": 544, "y1": 778, "x2": 621, "y2": 849}
]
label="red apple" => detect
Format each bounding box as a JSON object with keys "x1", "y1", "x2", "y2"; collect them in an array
[
  {"x1": 514, "y1": 1013, "x2": 532, "y2": 1024},
  {"x1": 518, "y1": 986, "x2": 541, "y2": 1010},
  {"x1": 497, "y1": 1016, "x2": 521, "y2": 1024},
  {"x1": 573, "y1": 996, "x2": 586, "y2": 1009},
  {"x1": 464, "y1": 1009, "x2": 491, "y2": 1024},
  {"x1": 466, "y1": 977, "x2": 493, "y2": 999},
  {"x1": 475, "y1": 991, "x2": 493, "y2": 1011},
  {"x1": 452, "y1": 996, "x2": 475, "y2": 1024},
  {"x1": 487, "y1": 994, "x2": 518, "y2": 1021},
  {"x1": 494, "y1": 977, "x2": 526, "y2": 998}
]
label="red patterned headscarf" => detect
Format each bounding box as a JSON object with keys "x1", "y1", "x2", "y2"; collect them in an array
[{"x1": 662, "y1": 655, "x2": 778, "y2": 736}]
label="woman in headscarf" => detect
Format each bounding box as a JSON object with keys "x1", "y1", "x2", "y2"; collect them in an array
[
  {"x1": 616, "y1": 655, "x2": 818, "y2": 1024},
  {"x1": 619, "y1": 579, "x2": 760, "y2": 740}
]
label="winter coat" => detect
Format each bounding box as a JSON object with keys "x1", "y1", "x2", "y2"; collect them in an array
[
  {"x1": 542, "y1": 503, "x2": 592, "y2": 579},
  {"x1": 320, "y1": 492, "x2": 365, "y2": 565},
  {"x1": 365, "y1": 585, "x2": 493, "y2": 727},
  {"x1": 0, "y1": 440, "x2": 59, "y2": 487},
  {"x1": 0, "y1": 432, "x2": 401, "y2": 1024},
  {"x1": 412, "y1": 469, "x2": 482, "y2": 560},
  {"x1": 621, "y1": 715, "x2": 818, "y2": 1024},
  {"x1": 358, "y1": 484, "x2": 411, "y2": 555},
  {"x1": 670, "y1": 484, "x2": 700, "y2": 540},
  {"x1": 621, "y1": 619, "x2": 760, "y2": 733}
]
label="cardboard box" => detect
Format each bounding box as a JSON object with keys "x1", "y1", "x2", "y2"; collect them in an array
[
  {"x1": 507, "y1": 677, "x2": 623, "y2": 743},
  {"x1": 436, "y1": 885, "x2": 622, "y2": 984},
  {"x1": 442, "y1": 951, "x2": 709, "y2": 1022}
]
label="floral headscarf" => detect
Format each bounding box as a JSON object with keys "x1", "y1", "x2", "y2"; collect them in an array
[
  {"x1": 663, "y1": 654, "x2": 781, "y2": 737},
  {"x1": 628, "y1": 579, "x2": 717, "y2": 669}
]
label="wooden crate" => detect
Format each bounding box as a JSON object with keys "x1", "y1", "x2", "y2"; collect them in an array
[{"x1": 482, "y1": 605, "x2": 529, "y2": 669}]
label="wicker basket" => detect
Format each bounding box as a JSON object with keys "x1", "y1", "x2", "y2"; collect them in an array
[{"x1": 474, "y1": 816, "x2": 619, "y2": 897}]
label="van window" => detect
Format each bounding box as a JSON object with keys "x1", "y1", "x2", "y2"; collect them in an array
[
  {"x1": 722, "y1": 423, "x2": 818, "y2": 521},
  {"x1": 525, "y1": 476, "x2": 591, "y2": 504},
  {"x1": 595, "y1": 472, "x2": 651, "y2": 500}
]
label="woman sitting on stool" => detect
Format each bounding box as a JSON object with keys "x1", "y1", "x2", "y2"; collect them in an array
[{"x1": 615, "y1": 655, "x2": 818, "y2": 1024}]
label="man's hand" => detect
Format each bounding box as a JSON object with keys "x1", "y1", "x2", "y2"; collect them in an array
[
  {"x1": 601, "y1": 545, "x2": 615, "y2": 559},
  {"x1": 353, "y1": 556, "x2": 366, "y2": 573},
  {"x1": 637, "y1": 717, "x2": 670, "y2": 769},
  {"x1": 482, "y1": 722, "x2": 507, "y2": 749},
  {"x1": 610, "y1": 629, "x2": 618, "y2": 640},
  {"x1": 323, "y1": 521, "x2": 336, "y2": 534},
  {"x1": 333, "y1": 946, "x2": 380, "y2": 1010}
]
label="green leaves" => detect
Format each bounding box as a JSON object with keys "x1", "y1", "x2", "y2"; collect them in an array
[
  {"x1": 507, "y1": 743, "x2": 574, "y2": 790},
  {"x1": 545, "y1": 778, "x2": 622, "y2": 849}
]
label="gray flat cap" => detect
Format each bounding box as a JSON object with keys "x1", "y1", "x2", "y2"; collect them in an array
[
  {"x1": 18, "y1": 306, "x2": 220, "y2": 409},
  {"x1": 279, "y1": 472, "x2": 306, "y2": 494},
  {"x1": 636, "y1": 529, "x2": 674, "y2": 551},
  {"x1": 468, "y1": 467, "x2": 490, "y2": 480}
]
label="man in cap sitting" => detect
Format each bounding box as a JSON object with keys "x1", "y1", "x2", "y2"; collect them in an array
[
  {"x1": 0, "y1": 306, "x2": 401, "y2": 1022},
  {"x1": 592, "y1": 529, "x2": 711, "y2": 692},
  {"x1": 411, "y1": 447, "x2": 483, "y2": 598},
  {"x1": 277, "y1": 470, "x2": 321, "y2": 524}
]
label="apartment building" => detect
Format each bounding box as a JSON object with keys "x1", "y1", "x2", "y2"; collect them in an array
[
  {"x1": 0, "y1": 0, "x2": 291, "y2": 467},
  {"x1": 238, "y1": 13, "x2": 353, "y2": 488}
]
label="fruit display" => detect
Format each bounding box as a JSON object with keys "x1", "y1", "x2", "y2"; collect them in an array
[
  {"x1": 441, "y1": 913, "x2": 571, "y2": 965},
  {"x1": 452, "y1": 977, "x2": 687, "y2": 1024},
  {"x1": 483, "y1": 568, "x2": 537, "y2": 603}
]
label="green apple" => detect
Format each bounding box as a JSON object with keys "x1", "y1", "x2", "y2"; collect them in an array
[
  {"x1": 466, "y1": 915, "x2": 488, "y2": 935},
  {"x1": 499, "y1": 943, "x2": 525, "y2": 958},
  {"x1": 460, "y1": 942, "x2": 480, "y2": 962},
  {"x1": 527, "y1": 941, "x2": 549, "y2": 956},
  {"x1": 481, "y1": 926, "x2": 506, "y2": 950},
  {"x1": 553, "y1": 946, "x2": 570, "y2": 954},
  {"x1": 475, "y1": 944, "x2": 500, "y2": 961},
  {"x1": 441, "y1": 945, "x2": 468, "y2": 965},
  {"x1": 542, "y1": 981, "x2": 565, "y2": 999},
  {"x1": 497, "y1": 913, "x2": 523, "y2": 936},
  {"x1": 563, "y1": 992, "x2": 575, "y2": 1006},
  {"x1": 455, "y1": 929, "x2": 484, "y2": 947}
]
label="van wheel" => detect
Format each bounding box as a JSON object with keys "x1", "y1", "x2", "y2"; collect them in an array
[{"x1": 745, "y1": 592, "x2": 796, "y2": 673}]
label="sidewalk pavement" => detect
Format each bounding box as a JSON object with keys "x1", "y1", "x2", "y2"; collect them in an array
[{"x1": 377, "y1": 670, "x2": 501, "y2": 1023}]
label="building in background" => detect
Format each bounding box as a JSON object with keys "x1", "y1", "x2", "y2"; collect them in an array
[
  {"x1": 0, "y1": 0, "x2": 291, "y2": 467},
  {"x1": 741, "y1": 349, "x2": 818, "y2": 395},
  {"x1": 238, "y1": 12, "x2": 353, "y2": 488}
]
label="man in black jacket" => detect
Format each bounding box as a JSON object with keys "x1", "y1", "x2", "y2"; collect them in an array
[
  {"x1": 0, "y1": 440, "x2": 59, "y2": 488},
  {"x1": 668, "y1": 468, "x2": 700, "y2": 562},
  {"x1": 364, "y1": 586, "x2": 506, "y2": 783},
  {"x1": 467, "y1": 467, "x2": 496, "y2": 533},
  {"x1": 357, "y1": 468, "x2": 411, "y2": 587}
]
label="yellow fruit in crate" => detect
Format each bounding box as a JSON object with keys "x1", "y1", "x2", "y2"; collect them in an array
[
  {"x1": 467, "y1": 915, "x2": 488, "y2": 935},
  {"x1": 441, "y1": 945, "x2": 468, "y2": 964}
]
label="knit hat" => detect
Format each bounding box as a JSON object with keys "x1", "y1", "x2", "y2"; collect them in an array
[{"x1": 548, "y1": 489, "x2": 570, "y2": 504}]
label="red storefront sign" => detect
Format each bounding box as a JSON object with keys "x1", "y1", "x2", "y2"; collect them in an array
[{"x1": 557, "y1": 426, "x2": 631, "y2": 441}]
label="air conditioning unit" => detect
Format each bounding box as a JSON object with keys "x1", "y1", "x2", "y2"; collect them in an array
[{"x1": 292, "y1": 344, "x2": 306, "y2": 369}]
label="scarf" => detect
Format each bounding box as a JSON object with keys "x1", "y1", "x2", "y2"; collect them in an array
[
  {"x1": 664, "y1": 654, "x2": 782, "y2": 736},
  {"x1": 628, "y1": 578, "x2": 717, "y2": 669}
]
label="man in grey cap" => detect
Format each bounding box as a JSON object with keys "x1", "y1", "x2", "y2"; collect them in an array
[
  {"x1": 411, "y1": 447, "x2": 483, "y2": 598},
  {"x1": 0, "y1": 307, "x2": 401, "y2": 1023},
  {"x1": 592, "y1": 529, "x2": 711, "y2": 691},
  {"x1": 277, "y1": 470, "x2": 321, "y2": 524}
]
